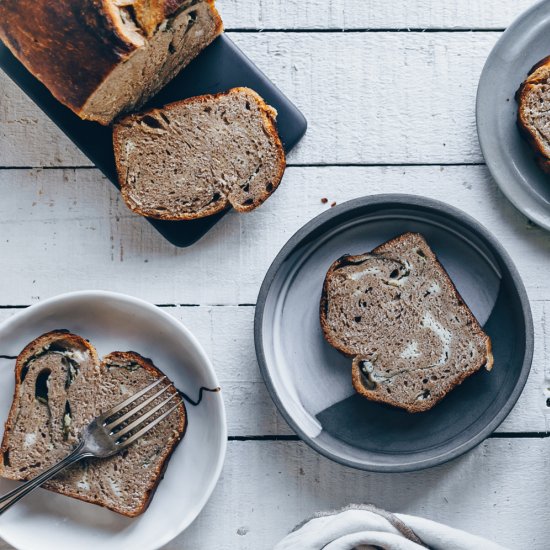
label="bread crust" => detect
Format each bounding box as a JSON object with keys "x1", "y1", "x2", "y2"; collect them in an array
[
  {"x1": 320, "y1": 233, "x2": 494, "y2": 413},
  {"x1": 516, "y1": 56, "x2": 550, "y2": 173},
  {"x1": 0, "y1": 332, "x2": 187, "y2": 517},
  {"x1": 0, "y1": 0, "x2": 223, "y2": 124},
  {"x1": 113, "y1": 87, "x2": 287, "y2": 220}
]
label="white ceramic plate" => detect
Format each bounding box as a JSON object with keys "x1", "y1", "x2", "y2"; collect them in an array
[
  {"x1": 0, "y1": 291, "x2": 227, "y2": 550},
  {"x1": 477, "y1": 0, "x2": 550, "y2": 231}
]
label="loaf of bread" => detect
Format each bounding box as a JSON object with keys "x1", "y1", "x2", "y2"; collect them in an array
[
  {"x1": 320, "y1": 233, "x2": 493, "y2": 413},
  {"x1": 113, "y1": 87, "x2": 286, "y2": 220},
  {"x1": 0, "y1": 331, "x2": 186, "y2": 517},
  {"x1": 517, "y1": 56, "x2": 550, "y2": 172},
  {"x1": 0, "y1": 0, "x2": 223, "y2": 125}
]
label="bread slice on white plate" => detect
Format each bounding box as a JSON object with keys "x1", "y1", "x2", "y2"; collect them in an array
[
  {"x1": 0, "y1": 0, "x2": 223, "y2": 125},
  {"x1": 113, "y1": 87, "x2": 286, "y2": 220},
  {"x1": 320, "y1": 233, "x2": 493, "y2": 413},
  {"x1": 0, "y1": 331, "x2": 186, "y2": 517}
]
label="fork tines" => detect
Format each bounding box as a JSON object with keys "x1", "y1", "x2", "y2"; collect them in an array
[{"x1": 100, "y1": 377, "x2": 183, "y2": 448}]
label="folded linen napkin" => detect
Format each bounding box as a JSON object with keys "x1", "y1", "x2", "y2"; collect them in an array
[{"x1": 274, "y1": 504, "x2": 508, "y2": 550}]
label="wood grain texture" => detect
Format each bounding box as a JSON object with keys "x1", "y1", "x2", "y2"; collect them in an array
[
  {"x1": 0, "y1": 166, "x2": 548, "y2": 304},
  {"x1": 178, "y1": 439, "x2": 550, "y2": 549},
  {"x1": 218, "y1": 0, "x2": 535, "y2": 29},
  {"x1": 1, "y1": 31, "x2": 502, "y2": 167},
  {"x1": 2, "y1": 438, "x2": 546, "y2": 549},
  {"x1": 0, "y1": 301, "x2": 547, "y2": 435},
  {"x1": 0, "y1": 3, "x2": 548, "y2": 547}
]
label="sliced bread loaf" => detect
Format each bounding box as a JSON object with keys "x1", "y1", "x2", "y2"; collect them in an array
[
  {"x1": 320, "y1": 233, "x2": 493, "y2": 413},
  {"x1": 113, "y1": 87, "x2": 286, "y2": 220},
  {"x1": 0, "y1": 1, "x2": 223, "y2": 125},
  {"x1": 517, "y1": 56, "x2": 550, "y2": 172},
  {"x1": 0, "y1": 331, "x2": 186, "y2": 517}
]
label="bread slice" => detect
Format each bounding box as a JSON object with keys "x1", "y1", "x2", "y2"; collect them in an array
[
  {"x1": 113, "y1": 87, "x2": 286, "y2": 220},
  {"x1": 320, "y1": 233, "x2": 493, "y2": 413},
  {"x1": 517, "y1": 56, "x2": 550, "y2": 172},
  {"x1": 0, "y1": 331, "x2": 186, "y2": 517},
  {"x1": 0, "y1": 1, "x2": 223, "y2": 125}
]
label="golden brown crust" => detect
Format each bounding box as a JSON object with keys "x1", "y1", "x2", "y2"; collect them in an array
[
  {"x1": 0, "y1": 0, "x2": 223, "y2": 124},
  {"x1": 0, "y1": 332, "x2": 187, "y2": 517},
  {"x1": 320, "y1": 233, "x2": 494, "y2": 414},
  {"x1": 516, "y1": 56, "x2": 550, "y2": 173},
  {"x1": 0, "y1": 1, "x2": 137, "y2": 118},
  {"x1": 113, "y1": 87, "x2": 286, "y2": 220}
]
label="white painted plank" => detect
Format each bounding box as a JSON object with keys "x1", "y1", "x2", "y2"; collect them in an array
[
  {"x1": 0, "y1": 166, "x2": 548, "y2": 305},
  {"x1": 177, "y1": 439, "x2": 550, "y2": 549},
  {"x1": 218, "y1": 0, "x2": 535, "y2": 30},
  {"x1": 1, "y1": 32, "x2": 501, "y2": 166},
  {"x1": 1, "y1": 438, "x2": 547, "y2": 549},
  {"x1": 0, "y1": 301, "x2": 547, "y2": 434}
]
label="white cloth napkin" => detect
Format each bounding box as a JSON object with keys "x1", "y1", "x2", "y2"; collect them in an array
[{"x1": 274, "y1": 504, "x2": 508, "y2": 550}]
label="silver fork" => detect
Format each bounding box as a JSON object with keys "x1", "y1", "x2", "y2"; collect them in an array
[{"x1": 0, "y1": 376, "x2": 181, "y2": 514}]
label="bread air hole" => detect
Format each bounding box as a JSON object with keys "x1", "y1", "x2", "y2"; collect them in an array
[
  {"x1": 3, "y1": 450, "x2": 10, "y2": 467},
  {"x1": 266, "y1": 182, "x2": 274, "y2": 192},
  {"x1": 35, "y1": 369, "x2": 51, "y2": 404},
  {"x1": 140, "y1": 115, "x2": 165, "y2": 130},
  {"x1": 20, "y1": 363, "x2": 30, "y2": 383},
  {"x1": 417, "y1": 389, "x2": 431, "y2": 401}
]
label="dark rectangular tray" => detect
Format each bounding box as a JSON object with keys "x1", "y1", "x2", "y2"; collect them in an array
[{"x1": 0, "y1": 35, "x2": 307, "y2": 247}]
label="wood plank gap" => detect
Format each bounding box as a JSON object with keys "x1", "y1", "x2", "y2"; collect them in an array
[
  {"x1": 489, "y1": 432, "x2": 550, "y2": 439},
  {"x1": 0, "y1": 304, "x2": 258, "y2": 309},
  {"x1": 228, "y1": 435, "x2": 300, "y2": 441},
  {"x1": 0, "y1": 163, "x2": 487, "y2": 170},
  {"x1": 226, "y1": 28, "x2": 505, "y2": 33},
  {"x1": 287, "y1": 162, "x2": 487, "y2": 168},
  {"x1": 0, "y1": 166, "x2": 97, "y2": 171},
  {"x1": 227, "y1": 433, "x2": 550, "y2": 442}
]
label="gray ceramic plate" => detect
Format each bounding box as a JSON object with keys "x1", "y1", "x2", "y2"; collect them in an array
[
  {"x1": 254, "y1": 195, "x2": 533, "y2": 472},
  {"x1": 477, "y1": 0, "x2": 550, "y2": 231}
]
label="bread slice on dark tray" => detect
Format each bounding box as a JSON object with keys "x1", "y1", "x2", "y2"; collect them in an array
[
  {"x1": 0, "y1": 331, "x2": 186, "y2": 517},
  {"x1": 113, "y1": 87, "x2": 286, "y2": 220},
  {"x1": 320, "y1": 233, "x2": 493, "y2": 413},
  {"x1": 517, "y1": 56, "x2": 550, "y2": 173}
]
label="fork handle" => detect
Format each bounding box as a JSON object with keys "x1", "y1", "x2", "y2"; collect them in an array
[{"x1": 0, "y1": 441, "x2": 89, "y2": 515}]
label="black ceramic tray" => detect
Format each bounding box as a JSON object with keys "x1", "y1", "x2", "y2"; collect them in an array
[
  {"x1": 0, "y1": 35, "x2": 307, "y2": 247},
  {"x1": 255, "y1": 195, "x2": 533, "y2": 472}
]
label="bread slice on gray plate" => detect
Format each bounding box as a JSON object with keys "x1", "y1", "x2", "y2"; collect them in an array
[
  {"x1": 113, "y1": 87, "x2": 286, "y2": 220},
  {"x1": 517, "y1": 56, "x2": 550, "y2": 173},
  {"x1": 0, "y1": 0, "x2": 223, "y2": 125},
  {"x1": 320, "y1": 233, "x2": 493, "y2": 413},
  {"x1": 0, "y1": 331, "x2": 186, "y2": 517}
]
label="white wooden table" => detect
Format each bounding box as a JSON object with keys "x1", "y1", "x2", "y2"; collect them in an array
[{"x1": 1, "y1": 1, "x2": 549, "y2": 547}]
